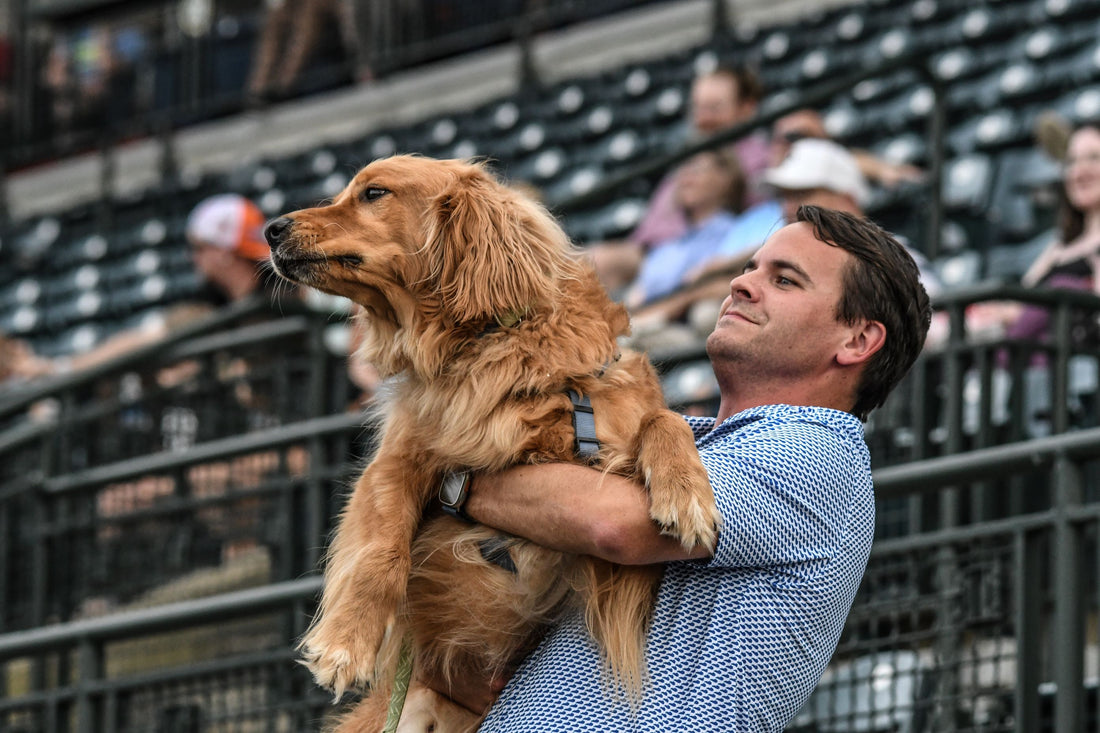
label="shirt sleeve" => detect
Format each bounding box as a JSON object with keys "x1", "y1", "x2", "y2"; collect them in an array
[{"x1": 701, "y1": 417, "x2": 865, "y2": 573}]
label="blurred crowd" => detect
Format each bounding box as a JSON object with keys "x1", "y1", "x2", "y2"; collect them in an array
[
  {"x1": 4, "y1": 49, "x2": 1095, "y2": 408},
  {"x1": 12, "y1": 0, "x2": 523, "y2": 162}
]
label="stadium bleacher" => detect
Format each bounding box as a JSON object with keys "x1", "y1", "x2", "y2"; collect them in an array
[{"x1": 3, "y1": 0, "x2": 1100, "y2": 730}]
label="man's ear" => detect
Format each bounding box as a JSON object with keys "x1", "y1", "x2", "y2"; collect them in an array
[{"x1": 837, "y1": 319, "x2": 886, "y2": 366}]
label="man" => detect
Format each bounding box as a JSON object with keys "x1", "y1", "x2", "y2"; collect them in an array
[
  {"x1": 769, "y1": 108, "x2": 925, "y2": 189},
  {"x1": 440, "y1": 205, "x2": 932, "y2": 730},
  {"x1": 765, "y1": 136, "x2": 871, "y2": 227},
  {"x1": 590, "y1": 65, "x2": 767, "y2": 292},
  {"x1": 761, "y1": 138, "x2": 939, "y2": 295}
]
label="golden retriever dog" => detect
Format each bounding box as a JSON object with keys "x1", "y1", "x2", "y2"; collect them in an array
[{"x1": 265, "y1": 155, "x2": 719, "y2": 732}]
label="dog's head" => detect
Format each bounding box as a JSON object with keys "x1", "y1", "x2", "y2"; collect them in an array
[{"x1": 265, "y1": 155, "x2": 575, "y2": 326}]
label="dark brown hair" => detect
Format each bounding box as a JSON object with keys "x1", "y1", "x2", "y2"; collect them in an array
[
  {"x1": 796, "y1": 205, "x2": 932, "y2": 420},
  {"x1": 1057, "y1": 119, "x2": 1100, "y2": 243},
  {"x1": 708, "y1": 64, "x2": 765, "y2": 105},
  {"x1": 710, "y1": 148, "x2": 747, "y2": 215}
]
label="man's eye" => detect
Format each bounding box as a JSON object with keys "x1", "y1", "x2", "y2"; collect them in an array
[{"x1": 360, "y1": 187, "x2": 389, "y2": 202}]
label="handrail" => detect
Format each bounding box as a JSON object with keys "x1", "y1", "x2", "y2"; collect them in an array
[
  {"x1": 0, "y1": 296, "x2": 316, "y2": 421},
  {"x1": 931, "y1": 281, "x2": 1100, "y2": 311},
  {"x1": 0, "y1": 576, "x2": 321, "y2": 660},
  {"x1": 4, "y1": 421, "x2": 1100, "y2": 659},
  {"x1": 873, "y1": 423, "x2": 1100, "y2": 498},
  {"x1": 41, "y1": 410, "x2": 368, "y2": 495}
]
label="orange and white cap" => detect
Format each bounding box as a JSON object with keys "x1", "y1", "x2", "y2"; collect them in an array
[{"x1": 185, "y1": 194, "x2": 270, "y2": 261}]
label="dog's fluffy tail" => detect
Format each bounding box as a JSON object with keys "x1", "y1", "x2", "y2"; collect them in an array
[{"x1": 577, "y1": 560, "x2": 662, "y2": 706}]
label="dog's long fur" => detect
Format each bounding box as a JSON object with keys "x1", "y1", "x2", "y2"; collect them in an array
[{"x1": 266, "y1": 155, "x2": 719, "y2": 732}]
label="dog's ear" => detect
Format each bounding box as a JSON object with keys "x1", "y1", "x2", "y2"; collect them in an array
[{"x1": 430, "y1": 167, "x2": 563, "y2": 323}]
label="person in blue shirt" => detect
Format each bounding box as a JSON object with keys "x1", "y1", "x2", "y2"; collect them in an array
[
  {"x1": 434, "y1": 205, "x2": 932, "y2": 732},
  {"x1": 621, "y1": 148, "x2": 747, "y2": 310}
]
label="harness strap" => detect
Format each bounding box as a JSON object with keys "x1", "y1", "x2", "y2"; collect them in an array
[
  {"x1": 478, "y1": 537, "x2": 518, "y2": 574},
  {"x1": 568, "y1": 389, "x2": 601, "y2": 462}
]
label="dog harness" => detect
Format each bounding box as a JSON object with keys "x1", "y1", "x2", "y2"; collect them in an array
[
  {"x1": 568, "y1": 389, "x2": 600, "y2": 462},
  {"x1": 389, "y1": 363, "x2": 616, "y2": 731}
]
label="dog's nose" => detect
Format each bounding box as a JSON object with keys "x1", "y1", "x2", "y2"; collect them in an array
[{"x1": 264, "y1": 217, "x2": 293, "y2": 250}]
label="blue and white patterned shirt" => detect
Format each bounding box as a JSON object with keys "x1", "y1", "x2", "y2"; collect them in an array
[{"x1": 479, "y1": 404, "x2": 875, "y2": 732}]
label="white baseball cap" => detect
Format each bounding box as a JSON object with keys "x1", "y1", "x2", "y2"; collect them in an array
[
  {"x1": 764, "y1": 138, "x2": 871, "y2": 207},
  {"x1": 185, "y1": 194, "x2": 270, "y2": 260}
]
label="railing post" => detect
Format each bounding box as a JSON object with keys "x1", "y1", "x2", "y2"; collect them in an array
[
  {"x1": 934, "y1": 305, "x2": 965, "y2": 730},
  {"x1": 711, "y1": 0, "x2": 732, "y2": 39},
  {"x1": 516, "y1": 2, "x2": 542, "y2": 89},
  {"x1": 1051, "y1": 302, "x2": 1072, "y2": 434},
  {"x1": 1014, "y1": 527, "x2": 1042, "y2": 732},
  {"x1": 1051, "y1": 452, "x2": 1084, "y2": 733},
  {"x1": 75, "y1": 636, "x2": 102, "y2": 733}
]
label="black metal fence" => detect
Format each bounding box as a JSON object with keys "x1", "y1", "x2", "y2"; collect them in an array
[
  {"x1": 2, "y1": 277, "x2": 1100, "y2": 729},
  {"x1": 0, "y1": 299, "x2": 366, "y2": 633},
  {"x1": 0, "y1": 577, "x2": 330, "y2": 732},
  {"x1": 1, "y1": 427, "x2": 1098, "y2": 731},
  {"x1": 4, "y1": 285, "x2": 1100, "y2": 634},
  {"x1": 795, "y1": 428, "x2": 1100, "y2": 733}
]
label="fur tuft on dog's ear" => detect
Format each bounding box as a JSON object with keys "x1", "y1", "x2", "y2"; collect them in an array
[{"x1": 429, "y1": 166, "x2": 568, "y2": 323}]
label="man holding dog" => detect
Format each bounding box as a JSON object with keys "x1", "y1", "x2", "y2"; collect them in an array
[{"x1": 442, "y1": 204, "x2": 931, "y2": 731}]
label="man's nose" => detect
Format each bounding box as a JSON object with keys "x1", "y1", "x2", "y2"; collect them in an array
[{"x1": 729, "y1": 271, "x2": 757, "y2": 301}]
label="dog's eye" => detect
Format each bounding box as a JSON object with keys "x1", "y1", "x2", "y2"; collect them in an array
[{"x1": 360, "y1": 187, "x2": 390, "y2": 203}]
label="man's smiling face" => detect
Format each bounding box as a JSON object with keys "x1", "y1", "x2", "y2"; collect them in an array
[{"x1": 706, "y1": 221, "x2": 855, "y2": 380}]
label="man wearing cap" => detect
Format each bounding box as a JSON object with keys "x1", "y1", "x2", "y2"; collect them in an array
[
  {"x1": 185, "y1": 193, "x2": 273, "y2": 304},
  {"x1": 763, "y1": 137, "x2": 872, "y2": 225},
  {"x1": 759, "y1": 138, "x2": 939, "y2": 293}
]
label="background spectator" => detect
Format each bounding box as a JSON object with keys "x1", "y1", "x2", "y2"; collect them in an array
[
  {"x1": 247, "y1": 0, "x2": 364, "y2": 104},
  {"x1": 995, "y1": 119, "x2": 1100, "y2": 349},
  {"x1": 629, "y1": 137, "x2": 941, "y2": 350},
  {"x1": 621, "y1": 148, "x2": 745, "y2": 310},
  {"x1": 588, "y1": 65, "x2": 766, "y2": 292},
  {"x1": 185, "y1": 193, "x2": 273, "y2": 304},
  {"x1": 769, "y1": 107, "x2": 925, "y2": 189}
]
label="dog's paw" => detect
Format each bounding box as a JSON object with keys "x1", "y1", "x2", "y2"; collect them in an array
[
  {"x1": 645, "y1": 465, "x2": 721, "y2": 553},
  {"x1": 300, "y1": 611, "x2": 397, "y2": 698}
]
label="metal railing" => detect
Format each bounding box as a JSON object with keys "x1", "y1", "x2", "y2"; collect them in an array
[
  {"x1": 4, "y1": 283, "x2": 1100, "y2": 630},
  {"x1": 0, "y1": 426, "x2": 1097, "y2": 731},
  {"x1": 0, "y1": 298, "x2": 366, "y2": 633}
]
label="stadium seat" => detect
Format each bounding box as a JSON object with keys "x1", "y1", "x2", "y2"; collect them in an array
[
  {"x1": 1049, "y1": 82, "x2": 1100, "y2": 124},
  {"x1": 984, "y1": 231, "x2": 1053, "y2": 281},
  {"x1": 1040, "y1": 0, "x2": 1100, "y2": 23},
  {"x1": 948, "y1": 109, "x2": 1025, "y2": 155},
  {"x1": 942, "y1": 153, "x2": 996, "y2": 212},
  {"x1": 506, "y1": 147, "x2": 569, "y2": 188},
  {"x1": 987, "y1": 146, "x2": 1062, "y2": 242},
  {"x1": 934, "y1": 248, "x2": 983, "y2": 288}
]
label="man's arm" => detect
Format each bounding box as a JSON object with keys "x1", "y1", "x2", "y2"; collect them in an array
[
  {"x1": 465, "y1": 463, "x2": 713, "y2": 565},
  {"x1": 424, "y1": 463, "x2": 712, "y2": 714}
]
